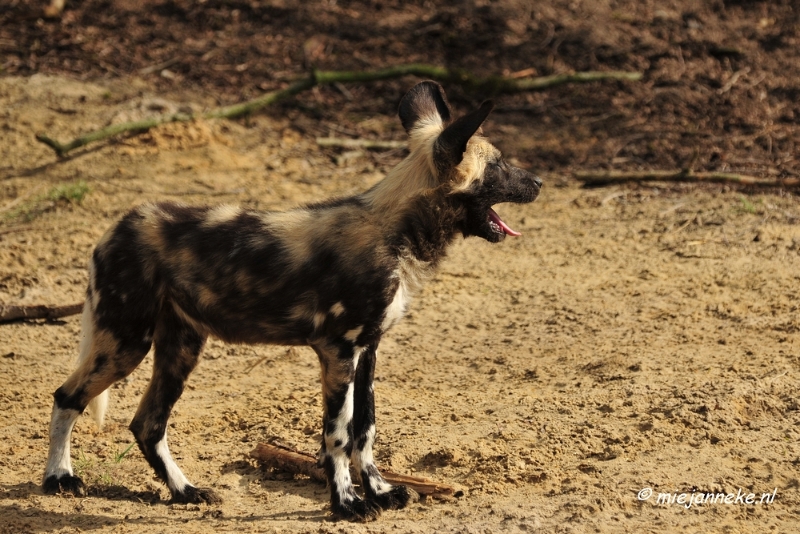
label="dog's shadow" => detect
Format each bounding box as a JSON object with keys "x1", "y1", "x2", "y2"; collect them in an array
[
  {"x1": 220, "y1": 459, "x2": 333, "y2": 521},
  {"x1": 0, "y1": 483, "x2": 126, "y2": 532}
]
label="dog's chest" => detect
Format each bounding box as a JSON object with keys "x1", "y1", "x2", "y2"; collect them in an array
[{"x1": 380, "y1": 251, "x2": 432, "y2": 333}]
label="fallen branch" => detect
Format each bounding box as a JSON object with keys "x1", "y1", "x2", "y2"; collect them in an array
[
  {"x1": 36, "y1": 65, "x2": 641, "y2": 156},
  {"x1": 312, "y1": 64, "x2": 641, "y2": 94},
  {"x1": 36, "y1": 113, "x2": 194, "y2": 157},
  {"x1": 249, "y1": 442, "x2": 455, "y2": 499},
  {"x1": 575, "y1": 169, "x2": 800, "y2": 188},
  {"x1": 0, "y1": 303, "x2": 83, "y2": 323},
  {"x1": 316, "y1": 137, "x2": 407, "y2": 150}
]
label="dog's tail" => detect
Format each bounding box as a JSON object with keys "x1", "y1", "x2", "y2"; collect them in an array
[
  {"x1": 76, "y1": 299, "x2": 109, "y2": 430},
  {"x1": 87, "y1": 390, "x2": 109, "y2": 430}
]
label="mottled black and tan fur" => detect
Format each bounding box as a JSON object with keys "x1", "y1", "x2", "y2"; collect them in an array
[{"x1": 42, "y1": 81, "x2": 542, "y2": 520}]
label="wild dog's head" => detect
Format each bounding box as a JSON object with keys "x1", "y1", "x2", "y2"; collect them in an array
[{"x1": 398, "y1": 81, "x2": 542, "y2": 243}]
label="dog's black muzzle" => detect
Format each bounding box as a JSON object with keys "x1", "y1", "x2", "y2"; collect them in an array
[{"x1": 502, "y1": 166, "x2": 542, "y2": 205}]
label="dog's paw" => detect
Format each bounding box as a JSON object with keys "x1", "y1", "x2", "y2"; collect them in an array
[
  {"x1": 369, "y1": 484, "x2": 419, "y2": 511},
  {"x1": 170, "y1": 485, "x2": 223, "y2": 505},
  {"x1": 43, "y1": 474, "x2": 87, "y2": 497},
  {"x1": 331, "y1": 496, "x2": 381, "y2": 522}
]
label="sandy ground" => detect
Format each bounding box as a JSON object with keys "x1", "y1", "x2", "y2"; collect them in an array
[{"x1": 1, "y1": 73, "x2": 799, "y2": 533}]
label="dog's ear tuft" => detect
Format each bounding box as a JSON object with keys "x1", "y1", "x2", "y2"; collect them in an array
[
  {"x1": 433, "y1": 100, "x2": 494, "y2": 170},
  {"x1": 398, "y1": 81, "x2": 452, "y2": 133}
]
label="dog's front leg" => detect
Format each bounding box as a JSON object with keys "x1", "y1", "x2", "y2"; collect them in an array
[
  {"x1": 313, "y1": 341, "x2": 379, "y2": 521},
  {"x1": 351, "y1": 343, "x2": 419, "y2": 511}
]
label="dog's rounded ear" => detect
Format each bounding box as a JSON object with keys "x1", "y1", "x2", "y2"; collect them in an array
[
  {"x1": 398, "y1": 81, "x2": 452, "y2": 134},
  {"x1": 433, "y1": 100, "x2": 494, "y2": 170}
]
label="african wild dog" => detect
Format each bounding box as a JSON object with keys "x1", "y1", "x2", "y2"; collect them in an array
[{"x1": 42, "y1": 81, "x2": 542, "y2": 520}]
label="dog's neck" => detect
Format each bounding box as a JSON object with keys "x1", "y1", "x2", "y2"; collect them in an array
[
  {"x1": 388, "y1": 186, "x2": 465, "y2": 266},
  {"x1": 361, "y1": 148, "x2": 439, "y2": 215}
]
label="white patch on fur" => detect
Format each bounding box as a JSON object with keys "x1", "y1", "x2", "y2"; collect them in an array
[
  {"x1": 324, "y1": 344, "x2": 363, "y2": 449},
  {"x1": 313, "y1": 312, "x2": 326, "y2": 330},
  {"x1": 369, "y1": 473, "x2": 393, "y2": 495},
  {"x1": 330, "y1": 450, "x2": 354, "y2": 502},
  {"x1": 324, "y1": 376, "x2": 359, "y2": 502},
  {"x1": 344, "y1": 326, "x2": 363, "y2": 343},
  {"x1": 154, "y1": 430, "x2": 191, "y2": 492},
  {"x1": 326, "y1": 382, "x2": 354, "y2": 447},
  {"x1": 352, "y1": 424, "x2": 376, "y2": 472},
  {"x1": 44, "y1": 405, "x2": 81, "y2": 480},
  {"x1": 381, "y1": 280, "x2": 409, "y2": 332},
  {"x1": 203, "y1": 204, "x2": 241, "y2": 226},
  {"x1": 381, "y1": 251, "x2": 433, "y2": 332},
  {"x1": 329, "y1": 302, "x2": 345, "y2": 317},
  {"x1": 352, "y1": 425, "x2": 393, "y2": 495}
]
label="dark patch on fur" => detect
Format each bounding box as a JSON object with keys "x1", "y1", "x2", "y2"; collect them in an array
[
  {"x1": 170, "y1": 485, "x2": 222, "y2": 505},
  {"x1": 434, "y1": 100, "x2": 494, "y2": 172},
  {"x1": 43, "y1": 474, "x2": 86, "y2": 497},
  {"x1": 53, "y1": 385, "x2": 87, "y2": 412},
  {"x1": 390, "y1": 188, "x2": 464, "y2": 264},
  {"x1": 91, "y1": 211, "x2": 158, "y2": 359},
  {"x1": 352, "y1": 345, "x2": 377, "y2": 451},
  {"x1": 92, "y1": 353, "x2": 108, "y2": 374}
]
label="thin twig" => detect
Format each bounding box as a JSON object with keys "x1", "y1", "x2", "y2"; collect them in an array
[
  {"x1": 0, "y1": 303, "x2": 83, "y2": 323},
  {"x1": 138, "y1": 57, "x2": 181, "y2": 76},
  {"x1": 575, "y1": 169, "x2": 800, "y2": 188},
  {"x1": 0, "y1": 184, "x2": 47, "y2": 215},
  {"x1": 316, "y1": 137, "x2": 407, "y2": 150},
  {"x1": 718, "y1": 68, "x2": 749, "y2": 95},
  {"x1": 0, "y1": 225, "x2": 34, "y2": 236},
  {"x1": 36, "y1": 65, "x2": 641, "y2": 156}
]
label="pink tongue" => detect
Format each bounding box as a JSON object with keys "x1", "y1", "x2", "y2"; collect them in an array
[{"x1": 488, "y1": 208, "x2": 521, "y2": 236}]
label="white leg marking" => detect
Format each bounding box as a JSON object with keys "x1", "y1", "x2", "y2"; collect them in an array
[
  {"x1": 44, "y1": 406, "x2": 81, "y2": 480},
  {"x1": 331, "y1": 450, "x2": 355, "y2": 502},
  {"x1": 154, "y1": 430, "x2": 192, "y2": 493},
  {"x1": 325, "y1": 378, "x2": 357, "y2": 502},
  {"x1": 326, "y1": 383, "x2": 354, "y2": 448},
  {"x1": 353, "y1": 424, "x2": 392, "y2": 495}
]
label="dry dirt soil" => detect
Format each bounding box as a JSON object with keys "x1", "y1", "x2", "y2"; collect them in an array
[{"x1": 1, "y1": 1, "x2": 799, "y2": 533}]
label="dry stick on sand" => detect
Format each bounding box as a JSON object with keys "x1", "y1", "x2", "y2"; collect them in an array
[
  {"x1": 0, "y1": 303, "x2": 83, "y2": 323},
  {"x1": 35, "y1": 65, "x2": 641, "y2": 157},
  {"x1": 574, "y1": 169, "x2": 800, "y2": 188},
  {"x1": 250, "y1": 442, "x2": 455, "y2": 499},
  {"x1": 316, "y1": 137, "x2": 408, "y2": 150}
]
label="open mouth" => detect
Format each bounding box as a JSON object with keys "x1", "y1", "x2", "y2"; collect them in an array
[{"x1": 487, "y1": 208, "x2": 521, "y2": 237}]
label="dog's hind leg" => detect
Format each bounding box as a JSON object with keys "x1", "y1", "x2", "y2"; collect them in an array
[
  {"x1": 128, "y1": 304, "x2": 218, "y2": 504},
  {"x1": 313, "y1": 340, "x2": 380, "y2": 521},
  {"x1": 43, "y1": 298, "x2": 153, "y2": 496},
  {"x1": 351, "y1": 344, "x2": 418, "y2": 511}
]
